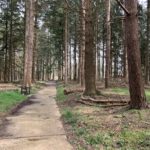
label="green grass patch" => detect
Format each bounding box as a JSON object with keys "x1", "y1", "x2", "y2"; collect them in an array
[
  {"x1": 85, "y1": 132, "x2": 113, "y2": 149},
  {"x1": 85, "y1": 133, "x2": 104, "y2": 145},
  {"x1": 62, "y1": 108, "x2": 78, "y2": 125},
  {"x1": 145, "y1": 90, "x2": 150, "y2": 102},
  {"x1": 84, "y1": 130, "x2": 150, "y2": 149},
  {"x1": 111, "y1": 87, "x2": 150, "y2": 102},
  {"x1": 117, "y1": 129, "x2": 150, "y2": 149},
  {"x1": 75, "y1": 127, "x2": 87, "y2": 137},
  {"x1": 56, "y1": 85, "x2": 67, "y2": 102},
  {"x1": 111, "y1": 87, "x2": 129, "y2": 95},
  {"x1": 0, "y1": 91, "x2": 26, "y2": 112}
]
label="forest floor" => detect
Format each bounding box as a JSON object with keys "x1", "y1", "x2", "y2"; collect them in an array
[
  {"x1": 0, "y1": 82, "x2": 73, "y2": 150},
  {"x1": 56, "y1": 81, "x2": 150, "y2": 150}
]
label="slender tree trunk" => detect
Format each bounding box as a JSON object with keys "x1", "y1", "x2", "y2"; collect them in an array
[
  {"x1": 105, "y1": 0, "x2": 111, "y2": 88},
  {"x1": 4, "y1": 5, "x2": 9, "y2": 83},
  {"x1": 69, "y1": 37, "x2": 72, "y2": 80},
  {"x1": 64, "y1": 2, "x2": 68, "y2": 84},
  {"x1": 42, "y1": 59, "x2": 44, "y2": 81},
  {"x1": 84, "y1": 0, "x2": 96, "y2": 96},
  {"x1": 97, "y1": 49, "x2": 101, "y2": 80},
  {"x1": 125, "y1": 0, "x2": 147, "y2": 109},
  {"x1": 122, "y1": 19, "x2": 128, "y2": 80},
  {"x1": 79, "y1": 0, "x2": 85, "y2": 86},
  {"x1": 73, "y1": 14, "x2": 77, "y2": 81},
  {"x1": 102, "y1": 21, "x2": 105, "y2": 80},
  {"x1": 114, "y1": 52, "x2": 118, "y2": 78},
  {"x1": 32, "y1": 0, "x2": 38, "y2": 83},
  {"x1": 9, "y1": 0, "x2": 13, "y2": 82},
  {"x1": 95, "y1": 9, "x2": 99, "y2": 81},
  {"x1": 58, "y1": 45, "x2": 62, "y2": 80}
]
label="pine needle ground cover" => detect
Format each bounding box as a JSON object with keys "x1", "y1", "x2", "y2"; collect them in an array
[{"x1": 56, "y1": 84, "x2": 150, "y2": 150}]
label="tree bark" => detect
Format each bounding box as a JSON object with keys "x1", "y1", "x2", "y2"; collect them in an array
[
  {"x1": 78, "y1": 0, "x2": 85, "y2": 86},
  {"x1": 73, "y1": 14, "x2": 77, "y2": 81},
  {"x1": 145, "y1": 0, "x2": 150, "y2": 84},
  {"x1": 84, "y1": 0, "x2": 96, "y2": 96},
  {"x1": 69, "y1": 37, "x2": 72, "y2": 80},
  {"x1": 32, "y1": 0, "x2": 38, "y2": 83},
  {"x1": 23, "y1": 0, "x2": 35, "y2": 87},
  {"x1": 105, "y1": 0, "x2": 111, "y2": 88},
  {"x1": 122, "y1": 19, "x2": 128, "y2": 81},
  {"x1": 64, "y1": 1, "x2": 68, "y2": 84},
  {"x1": 102, "y1": 19, "x2": 105, "y2": 80},
  {"x1": 9, "y1": 0, "x2": 13, "y2": 82},
  {"x1": 4, "y1": 4, "x2": 9, "y2": 83},
  {"x1": 125, "y1": 0, "x2": 147, "y2": 109}
]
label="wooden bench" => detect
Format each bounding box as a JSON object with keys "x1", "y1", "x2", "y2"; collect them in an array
[{"x1": 21, "y1": 86, "x2": 31, "y2": 95}]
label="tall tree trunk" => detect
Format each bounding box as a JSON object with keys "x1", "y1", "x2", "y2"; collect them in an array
[
  {"x1": 73, "y1": 14, "x2": 77, "y2": 81},
  {"x1": 125, "y1": 0, "x2": 147, "y2": 109},
  {"x1": 78, "y1": 0, "x2": 85, "y2": 86},
  {"x1": 23, "y1": 0, "x2": 35, "y2": 87},
  {"x1": 105, "y1": 0, "x2": 111, "y2": 88},
  {"x1": 122, "y1": 19, "x2": 128, "y2": 80},
  {"x1": 58, "y1": 45, "x2": 62, "y2": 80},
  {"x1": 4, "y1": 4, "x2": 9, "y2": 83},
  {"x1": 114, "y1": 52, "x2": 118, "y2": 78},
  {"x1": 42, "y1": 59, "x2": 44, "y2": 81},
  {"x1": 145, "y1": 0, "x2": 150, "y2": 84},
  {"x1": 102, "y1": 20, "x2": 105, "y2": 80},
  {"x1": 64, "y1": 2, "x2": 68, "y2": 84},
  {"x1": 9, "y1": 0, "x2": 13, "y2": 82},
  {"x1": 95, "y1": 8, "x2": 100, "y2": 81},
  {"x1": 32, "y1": 0, "x2": 38, "y2": 83},
  {"x1": 84, "y1": 0, "x2": 96, "y2": 96},
  {"x1": 69, "y1": 37, "x2": 72, "y2": 80}
]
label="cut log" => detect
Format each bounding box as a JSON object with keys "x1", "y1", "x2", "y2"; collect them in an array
[
  {"x1": 76, "y1": 100, "x2": 96, "y2": 106},
  {"x1": 101, "y1": 103, "x2": 128, "y2": 107},
  {"x1": 64, "y1": 88, "x2": 84, "y2": 95},
  {"x1": 76, "y1": 99, "x2": 128, "y2": 107},
  {"x1": 81, "y1": 96, "x2": 129, "y2": 104}
]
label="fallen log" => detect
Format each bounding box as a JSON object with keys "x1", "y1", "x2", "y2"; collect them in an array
[
  {"x1": 0, "y1": 87, "x2": 18, "y2": 91},
  {"x1": 101, "y1": 103, "x2": 128, "y2": 107},
  {"x1": 64, "y1": 88, "x2": 84, "y2": 95},
  {"x1": 76, "y1": 100, "x2": 96, "y2": 106},
  {"x1": 76, "y1": 99, "x2": 128, "y2": 107},
  {"x1": 81, "y1": 96, "x2": 129, "y2": 104}
]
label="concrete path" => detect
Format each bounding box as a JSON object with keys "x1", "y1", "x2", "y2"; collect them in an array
[{"x1": 0, "y1": 82, "x2": 73, "y2": 150}]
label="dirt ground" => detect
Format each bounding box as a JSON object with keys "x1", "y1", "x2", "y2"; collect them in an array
[{"x1": 57, "y1": 86, "x2": 150, "y2": 150}]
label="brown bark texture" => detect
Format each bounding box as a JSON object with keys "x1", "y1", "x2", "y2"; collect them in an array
[
  {"x1": 105, "y1": 0, "x2": 111, "y2": 88},
  {"x1": 145, "y1": 0, "x2": 150, "y2": 84},
  {"x1": 125, "y1": 0, "x2": 147, "y2": 109},
  {"x1": 64, "y1": 2, "x2": 68, "y2": 84},
  {"x1": 23, "y1": 0, "x2": 35, "y2": 87},
  {"x1": 84, "y1": 0, "x2": 96, "y2": 96}
]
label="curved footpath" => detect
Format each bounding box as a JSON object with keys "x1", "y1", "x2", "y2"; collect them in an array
[{"x1": 0, "y1": 82, "x2": 73, "y2": 150}]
